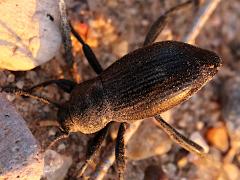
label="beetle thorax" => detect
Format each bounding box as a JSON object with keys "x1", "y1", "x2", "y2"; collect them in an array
[{"x1": 58, "y1": 78, "x2": 112, "y2": 134}]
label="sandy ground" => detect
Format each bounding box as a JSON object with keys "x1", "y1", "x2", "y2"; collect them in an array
[{"x1": 1, "y1": 0, "x2": 240, "y2": 179}]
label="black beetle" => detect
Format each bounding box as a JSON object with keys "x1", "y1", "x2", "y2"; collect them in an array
[
  {"x1": 1, "y1": 0, "x2": 221, "y2": 179},
  {"x1": 58, "y1": 40, "x2": 220, "y2": 134}
]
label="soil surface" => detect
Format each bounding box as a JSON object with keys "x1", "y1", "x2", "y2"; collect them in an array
[{"x1": 1, "y1": 0, "x2": 240, "y2": 179}]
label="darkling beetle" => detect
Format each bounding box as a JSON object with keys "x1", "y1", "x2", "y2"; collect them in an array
[{"x1": 1, "y1": 0, "x2": 221, "y2": 179}]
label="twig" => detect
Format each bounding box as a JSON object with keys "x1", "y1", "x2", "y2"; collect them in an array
[
  {"x1": 59, "y1": 0, "x2": 74, "y2": 69},
  {"x1": 182, "y1": 0, "x2": 221, "y2": 44},
  {"x1": 89, "y1": 0, "x2": 221, "y2": 179}
]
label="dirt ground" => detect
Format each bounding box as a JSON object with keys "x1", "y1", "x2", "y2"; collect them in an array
[{"x1": 1, "y1": 0, "x2": 240, "y2": 179}]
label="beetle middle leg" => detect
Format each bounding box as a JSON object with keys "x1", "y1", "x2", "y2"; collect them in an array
[
  {"x1": 115, "y1": 123, "x2": 128, "y2": 180},
  {"x1": 78, "y1": 122, "x2": 112, "y2": 177}
]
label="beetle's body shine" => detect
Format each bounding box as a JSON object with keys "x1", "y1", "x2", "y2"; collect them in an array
[{"x1": 58, "y1": 41, "x2": 221, "y2": 134}]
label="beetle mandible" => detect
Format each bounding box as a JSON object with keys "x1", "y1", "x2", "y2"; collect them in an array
[{"x1": 1, "y1": 0, "x2": 222, "y2": 179}]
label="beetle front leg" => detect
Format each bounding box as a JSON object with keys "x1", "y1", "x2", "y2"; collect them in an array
[
  {"x1": 115, "y1": 123, "x2": 128, "y2": 180},
  {"x1": 1, "y1": 86, "x2": 60, "y2": 108},
  {"x1": 0, "y1": 79, "x2": 76, "y2": 107},
  {"x1": 144, "y1": 0, "x2": 195, "y2": 46}
]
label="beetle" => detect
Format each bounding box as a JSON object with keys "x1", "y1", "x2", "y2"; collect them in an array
[{"x1": 1, "y1": 0, "x2": 221, "y2": 179}]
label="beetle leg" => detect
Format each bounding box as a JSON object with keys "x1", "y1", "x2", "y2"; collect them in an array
[
  {"x1": 115, "y1": 123, "x2": 128, "y2": 180},
  {"x1": 78, "y1": 122, "x2": 112, "y2": 177},
  {"x1": 143, "y1": 0, "x2": 195, "y2": 46},
  {"x1": 26, "y1": 79, "x2": 77, "y2": 93},
  {"x1": 70, "y1": 23, "x2": 103, "y2": 75},
  {"x1": 154, "y1": 115, "x2": 205, "y2": 156}
]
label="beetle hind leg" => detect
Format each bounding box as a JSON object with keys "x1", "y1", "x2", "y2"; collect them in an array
[
  {"x1": 154, "y1": 115, "x2": 205, "y2": 156},
  {"x1": 143, "y1": 0, "x2": 196, "y2": 46}
]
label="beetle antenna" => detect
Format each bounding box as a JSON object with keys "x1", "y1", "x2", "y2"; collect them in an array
[
  {"x1": 154, "y1": 115, "x2": 206, "y2": 156},
  {"x1": 1, "y1": 86, "x2": 61, "y2": 108}
]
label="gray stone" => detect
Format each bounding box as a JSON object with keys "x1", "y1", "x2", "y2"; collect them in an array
[
  {"x1": 43, "y1": 150, "x2": 72, "y2": 180},
  {"x1": 0, "y1": 93, "x2": 43, "y2": 179}
]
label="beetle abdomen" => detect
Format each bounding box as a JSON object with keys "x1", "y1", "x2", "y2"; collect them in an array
[{"x1": 100, "y1": 41, "x2": 221, "y2": 121}]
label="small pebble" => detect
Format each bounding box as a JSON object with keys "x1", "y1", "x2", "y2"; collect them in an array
[
  {"x1": 177, "y1": 157, "x2": 188, "y2": 168},
  {"x1": 222, "y1": 163, "x2": 240, "y2": 180},
  {"x1": 113, "y1": 40, "x2": 129, "y2": 57},
  {"x1": 196, "y1": 121, "x2": 204, "y2": 130},
  {"x1": 163, "y1": 163, "x2": 177, "y2": 177},
  {"x1": 57, "y1": 143, "x2": 66, "y2": 151},
  {"x1": 141, "y1": 19, "x2": 149, "y2": 26},
  {"x1": 48, "y1": 128, "x2": 57, "y2": 137},
  {"x1": 144, "y1": 165, "x2": 168, "y2": 180},
  {"x1": 16, "y1": 81, "x2": 24, "y2": 89},
  {"x1": 107, "y1": 0, "x2": 118, "y2": 8},
  {"x1": 206, "y1": 123, "x2": 229, "y2": 152},
  {"x1": 127, "y1": 119, "x2": 172, "y2": 160},
  {"x1": 7, "y1": 74, "x2": 15, "y2": 83},
  {"x1": 26, "y1": 71, "x2": 37, "y2": 81},
  {"x1": 44, "y1": 150, "x2": 72, "y2": 180},
  {"x1": 6, "y1": 94, "x2": 15, "y2": 102},
  {"x1": 43, "y1": 106, "x2": 50, "y2": 112}
]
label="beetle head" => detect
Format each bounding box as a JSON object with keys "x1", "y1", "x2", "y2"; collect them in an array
[{"x1": 57, "y1": 105, "x2": 72, "y2": 134}]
